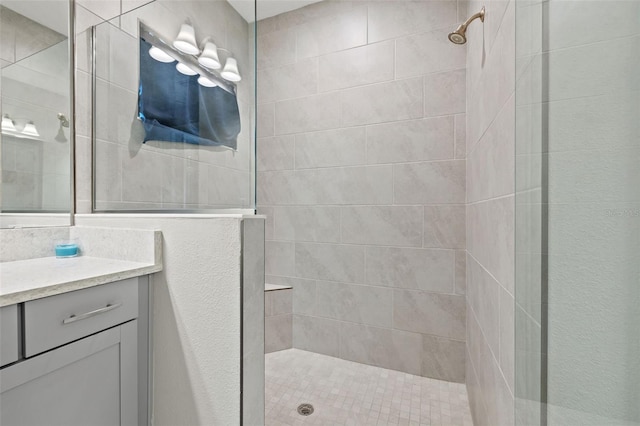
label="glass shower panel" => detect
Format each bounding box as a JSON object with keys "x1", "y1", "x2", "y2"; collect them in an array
[
  {"x1": 516, "y1": 1, "x2": 640, "y2": 425},
  {"x1": 92, "y1": 0, "x2": 256, "y2": 211}
]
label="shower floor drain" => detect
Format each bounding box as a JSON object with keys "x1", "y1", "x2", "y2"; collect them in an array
[{"x1": 297, "y1": 403, "x2": 314, "y2": 416}]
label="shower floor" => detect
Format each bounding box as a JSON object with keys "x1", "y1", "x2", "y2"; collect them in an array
[{"x1": 265, "y1": 349, "x2": 473, "y2": 426}]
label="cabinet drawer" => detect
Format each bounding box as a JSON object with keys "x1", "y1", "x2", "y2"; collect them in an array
[
  {"x1": 0, "y1": 305, "x2": 19, "y2": 367},
  {"x1": 24, "y1": 278, "x2": 138, "y2": 357}
]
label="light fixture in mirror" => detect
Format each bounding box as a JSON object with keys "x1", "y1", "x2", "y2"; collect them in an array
[
  {"x1": 221, "y1": 57, "x2": 241, "y2": 82},
  {"x1": 2, "y1": 114, "x2": 16, "y2": 132},
  {"x1": 176, "y1": 62, "x2": 198, "y2": 76},
  {"x1": 173, "y1": 23, "x2": 200, "y2": 55},
  {"x1": 197, "y1": 75, "x2": 218, "y2": 87},
  {"x1": 21, "y1": 121, "x2": 40, "y2": 137},
  {"x1": 149, "y1": 46, "x2": 175, "y2": 63},
  {"x1": 198, "y1": 40, "x2": 221, "y2": 69}
]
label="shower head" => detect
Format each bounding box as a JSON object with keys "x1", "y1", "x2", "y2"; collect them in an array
[
  {"x1": 448, "y1": 6, "x2": 485, "y2": 45},
  {"x1": 448, "y1": 25, "x2": 467, "y2": 44}
]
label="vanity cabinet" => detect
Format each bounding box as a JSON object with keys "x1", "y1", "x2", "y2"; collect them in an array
[
  {"x1": 0, "y1": 305, "x2": 19, "y2": 367},
  {"x1": 0, "y1": 277, "x2": 149, "y2": 426}
]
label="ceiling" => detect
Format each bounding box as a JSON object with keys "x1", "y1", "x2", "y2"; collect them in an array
[{"x1": 228, "y1": 0, "x2": 323, "y2": 23}]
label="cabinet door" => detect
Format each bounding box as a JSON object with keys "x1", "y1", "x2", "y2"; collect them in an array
[{"x1": 0, "y1": 321, "x2": 138, "y2": 426}]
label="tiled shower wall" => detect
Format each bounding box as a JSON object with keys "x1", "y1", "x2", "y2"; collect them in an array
[
  {"x1": 74, "y1": 0, "x2": 253, "y2": 212},
  {"x1": 257, "y1": 0, "x2": 468, "y2": 382},
  {"x1": 464, "y1": 0, "x2": 515, "y2": 424}
]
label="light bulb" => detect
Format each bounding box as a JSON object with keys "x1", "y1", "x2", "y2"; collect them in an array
[
  {"x1": 149, "y1": 46, "x2": 175, "y2": 63},
  {"x1": 220, "y1": 57, "x2": 241, "y2": 82},
  {"x1": 176, "y1": 62, "x2": 197, "y2": 76},
  {"x1": 198, "y1": 75, "x2": 218, "y2": 87}
]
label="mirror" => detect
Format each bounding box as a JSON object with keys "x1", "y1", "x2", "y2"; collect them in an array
[{"x1": 0, "y1": 0, "x2": 72, "y2": 228}]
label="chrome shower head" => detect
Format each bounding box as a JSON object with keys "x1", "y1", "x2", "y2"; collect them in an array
[
  {"x1": 448, "y1": 24, "x2": 467, "y2": 44},
  {"x1": 448, "y1": 6, "x2": 485, "y2": 45}
]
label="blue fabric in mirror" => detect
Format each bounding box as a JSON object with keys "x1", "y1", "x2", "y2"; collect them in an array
[{"x1": 138, "y1": 39, "x2": 240, "y2": 149}]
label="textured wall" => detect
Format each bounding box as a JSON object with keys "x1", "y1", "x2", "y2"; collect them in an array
[
  {"x1": 464, "y1": 0, "x2": 515, "y2": 424},
  {"x1": 74, "y1": 0, "x2": 254, "y2": 212},
  {"x1": 74, "y1": 214, "x2": 251, "y2": 426},
  {"x1": 257, "y1": 0, "x2": 468, "y2": 382}
]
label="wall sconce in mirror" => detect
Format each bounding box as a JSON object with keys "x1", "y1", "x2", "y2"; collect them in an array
[
  {"x1": 176, "y1": 62, "x2": 197, "y2": 76},
  {"x1": 149, "y1": 46, "x2": 174, "y2": 63},
  {"x1": 140, "y1": 22, "x2": 239, "y2": 90},
  {"x1": 173, "y1": 22, "x2": 200, "y2": 55},
  {"x1": 1, "y1": 114, "x2": 42, "y2": 141},
  {"x1": 221, "y1": 57, "x2": 241, "y2": 82},
  {"x1": 198, "y1": 38, "x2": 221, "y2": 70},
  {"x1": 2, "y1": 114, "x2": 17, "y2": 132}
]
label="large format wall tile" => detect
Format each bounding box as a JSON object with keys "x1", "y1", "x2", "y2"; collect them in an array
[
  {"x1": 365, "y1": 246, "x2": 454, "y2": 293},
  {"x1": 396, "y1": 30, "x2": 466, "y2": 78},
  {"x1": 295, "y1": 243, "x2": 365, "y2": 283},
  {"x1": 368, "y1": 1, "x2": 458, "y2": 43},
  {"x1": 340, "y1": 322, "x2": 423, "y2": 376},
  {"x1": 295, "y1": 128, "x2": 366, "y2": 169},
  {"x1": 423, "y1": 205, "x2": 466, "y2": 249},
  {"x1": 258, "y1": 58, "x2": 318, "y2": 104},
  {"x1": 340, "y1": 78, "x2": 423, "y2": 127},
  {"x1": 366, "y1": 117, "x2": 454, "y2": 164},
  {"x1": 393, "y1": 290, "x2": 466, "y2": 340},
  {"x1": 394, "y1": 160, "x2": 466, "y2": 204},
  {"x1": 265, "y1": 241, "x2": 295, "y2": 276},
  {"x1": 257, "y1": 27, "x2": 296, "y2": 70},
  {"x1": 424, "y1": 69, "x2": 466, "y2": 118},
  {"x1": 318, "y1": 41, "x2": 394, "y2": 92},
  {"x1": 293, "y1": 315, "x2": 340, "y2": 357},
  {"x1": 341, "y1": 206, "x2": 423, "y2": 247},
  {"x1": 467, "y1": 95, "x2": 515, "y2": 202},
  {"x1": 258, "y1": 166, "x2": 393, "y2": 205},
  {"x1": 295, "y1": 7, "x2": 367, "y2": 59},
  {"x1": 467, "y1": 254, "x2": 501, "y2": 358},
  {"x1": 275, "y1": 93, "x2": 342, "y2": 135},
  {"x1": 467, "y1": 196, "x2": 515, "y2": 293},
  {"x1": 265, "y1": 315, "x2": 292, "y2": 353},
  {"x1": 273, "y1": 206, "x2": 341, "y2": 243},
  {"x1": 422, "y1": 334, "x2": 465, "y2": 383},
  {"x1": 257, "y1": 136, "x2": 295, "y2": 171},
  {"x1": 316, "y1": 281, "x2": 393, "y2": 328}
]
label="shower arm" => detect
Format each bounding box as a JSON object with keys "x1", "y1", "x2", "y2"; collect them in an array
[{"x1": 461, "y1": 7, "x2": 485, "y2": 31}]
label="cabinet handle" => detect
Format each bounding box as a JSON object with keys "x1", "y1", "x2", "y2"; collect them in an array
[{"x1": 62, "y1": 303, "x2": 123, "y2": 324}]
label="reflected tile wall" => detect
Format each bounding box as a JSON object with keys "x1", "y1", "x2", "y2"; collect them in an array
[{"x1": 257, "y1": 0, "x2": 467, "y2": 383}]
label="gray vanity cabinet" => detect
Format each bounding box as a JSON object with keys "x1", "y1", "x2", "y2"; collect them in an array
[
  {"x1": 0, "y1": 305, "x2": 19, "y2": 367},
  {"x1": 0, "y1": 277, "x2": 149, "y2": 426}
]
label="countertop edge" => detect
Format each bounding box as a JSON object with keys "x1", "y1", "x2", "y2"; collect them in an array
[{"x1": 0, "y1": 263, "x2": 162, "y2": 307}]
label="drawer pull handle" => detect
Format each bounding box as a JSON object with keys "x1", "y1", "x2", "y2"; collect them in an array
[{"x1": 62, "y1": 303, "x2": 123, "y2": 324}]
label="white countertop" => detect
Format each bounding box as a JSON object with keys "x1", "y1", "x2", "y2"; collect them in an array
[{"x1": 0, "y1": 256, "x2": 162, "y2": 307}]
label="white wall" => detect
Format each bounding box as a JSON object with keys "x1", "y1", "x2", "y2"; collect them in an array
[{"x1": 75, "y1": 214, "x2": 247, "y2": 425}]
